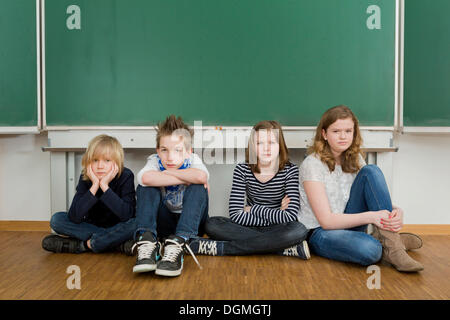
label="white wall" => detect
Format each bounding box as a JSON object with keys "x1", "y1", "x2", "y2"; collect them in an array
[
  {"x1": 1, "y1": 132, "x2": 449, "y2": 224},
  {"x1": 391, "y1": 133, "x2": 450, "y2": 224},
  {"x1": 0, "y1": 133, "x2": 51, "y2": 221}
]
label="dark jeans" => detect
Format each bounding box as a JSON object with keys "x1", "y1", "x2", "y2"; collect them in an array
[
  {"x1": 50, "y1": 212, "x2": 136, "y2": 253},
  {"x1": 134, "y1": 184, "x2": 209, "y2": 241},
  {"x1": 205, "y1": 216, "x2": 308, "y2": 255},
  {"x1": 308, "y1": 165, "x2": 388, "y2": 266}
]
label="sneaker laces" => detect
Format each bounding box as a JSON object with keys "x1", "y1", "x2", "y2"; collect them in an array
[
  {"x1": 162, "y1": 239, "x2": 203, "y2": 270},
  {"x1": 184, "y1": 242, "x2": 203, "y2": 270},
  {"x1": 283, "y1": 245, "x2": 299, "y2": 257},
  {"x1": 133, "y1": 241, "x2": 157, "y2": 260},
  {"x1": 198, "y1": 240, "x2": 217, "y2": 256}
]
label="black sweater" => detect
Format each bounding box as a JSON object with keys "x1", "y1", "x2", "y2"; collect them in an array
[{"x1": 68, "y1": 167, "x2": 136, "y2": 228}]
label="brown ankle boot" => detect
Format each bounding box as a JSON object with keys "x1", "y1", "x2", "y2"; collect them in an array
[
  {"x1": 372, "y1": 226, "x2": 424, "y2": 272},
  {"x1": 400, "y1": 232, "x2": 423, "y2": 251}
]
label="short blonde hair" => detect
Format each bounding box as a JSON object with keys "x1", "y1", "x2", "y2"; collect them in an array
[{"x1": 81, "y1": 135, "x2": 124, "y2": 181}]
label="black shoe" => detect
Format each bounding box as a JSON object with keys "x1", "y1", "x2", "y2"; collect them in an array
[
  {"x1": 42, "y1": 234, "x2": 86, "y2": 253},
  {"x1": 279, "y1": 241, "x2": 311, "y2": 260},
  {"x1": 155, "y1": 235, "x2": 186, "y2": 277},
  {"x1": 117, "y1": 239, "x2": 135, "y2": 256},
  {"x1": 132, "y1": 231, "x2": 161, "y2": 273}
]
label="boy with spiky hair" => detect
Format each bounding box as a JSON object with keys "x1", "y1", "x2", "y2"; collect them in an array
[{"x1": 132, "y1": 115, "x2": 209, "y2": 277}]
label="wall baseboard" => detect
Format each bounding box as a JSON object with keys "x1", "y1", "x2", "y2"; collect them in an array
[
  {"x1": 0, "y1": 221, "x2": 449, "y2": 234},
  {"x1": 399, "y1": 224, "x2": 450, "y2": 235},
  {"x1": 0, "y1": 221, "x2": 51, "y2": 232}
]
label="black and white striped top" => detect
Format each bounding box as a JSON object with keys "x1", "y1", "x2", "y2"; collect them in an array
[{"x1": 228, "y1": 162, "x2": 300, "y2": 226}]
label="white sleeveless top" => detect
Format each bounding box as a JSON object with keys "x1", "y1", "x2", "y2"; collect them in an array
[{"x1": 298, "y1": 153, "x2": 366, "y2": 229}]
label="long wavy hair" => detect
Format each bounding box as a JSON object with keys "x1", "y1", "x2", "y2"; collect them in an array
[{"x1": 307, "y1": 105, "x2": 364, "y2": 173}]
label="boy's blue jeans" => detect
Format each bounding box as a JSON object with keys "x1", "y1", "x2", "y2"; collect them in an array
[
  {"x1": 134, "y1": 184, "x2": 209, "y2": 241},
  {"x1": 308, "y1": 165, "x2": 390, "y2": 266},
  {"x1": 50, "y1": 212, "x2": 136, "y2": 253}
]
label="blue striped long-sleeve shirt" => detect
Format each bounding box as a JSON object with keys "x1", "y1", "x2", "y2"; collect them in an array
[{"x1": 228, "y1": 162, "x2": 300, "y2": 226}]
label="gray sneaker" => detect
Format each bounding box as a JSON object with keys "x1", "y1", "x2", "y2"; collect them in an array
[
  {"x1": 132, "y1": 232, "x2": 161, "y2": 273},
  {"x1": 155, "y1": 235, "x2": 202, "y2": 277}
]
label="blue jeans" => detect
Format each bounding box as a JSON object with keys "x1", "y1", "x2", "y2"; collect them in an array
[
  {"x1": 308, "y1": 165, "x2": 388, "y2": 266},
  {"x1": 50, "y1": 212, "x2": 136, "y2": 253},
  {"x1": 205, "y1": 216, "x2": 308, "y2": 255},
  {"x1": 133, "y1": 184, "x2": 209, "y2": 241}
]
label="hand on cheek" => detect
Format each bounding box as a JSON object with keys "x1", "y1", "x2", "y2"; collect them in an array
[
  {"x1": 88, "y1": 165, "x2": 100, "y2": 195},
  {"x1": 88, "y1": 164, "x2": 100, "y2": 185},
  {"x1": 100, "y1": 163, "x2": 118, "y2": 192}
]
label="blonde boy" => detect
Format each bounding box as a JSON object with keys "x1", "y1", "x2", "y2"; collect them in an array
[{"x1": 42, "y1": 135, "x2": 136, "y2": 254}]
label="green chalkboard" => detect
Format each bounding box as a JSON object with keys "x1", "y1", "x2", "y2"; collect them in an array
[
  {"x1": 45, "y1": 0, "x2": 395, "y2": 127},
  {"x1": 404, "y1": 0, "x2": 450, "y2": 127},
  {"x1": 0, "y1": 0, "x2": 38, "y2": 127}
]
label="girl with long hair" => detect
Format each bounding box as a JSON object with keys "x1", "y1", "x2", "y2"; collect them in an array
[{"x1": 299, "y1": 105, "x2": 423, "y2": 272}]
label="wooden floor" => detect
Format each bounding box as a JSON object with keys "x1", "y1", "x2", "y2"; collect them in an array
[{"x1": 0, "y1": 231, "x2": 448, "y2": 300}]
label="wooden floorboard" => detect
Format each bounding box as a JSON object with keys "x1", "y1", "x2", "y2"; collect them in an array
[{"x1": 0, "y1": 231, "x2": 448, "y2": 300}]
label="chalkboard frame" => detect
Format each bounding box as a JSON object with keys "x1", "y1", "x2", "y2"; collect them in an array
[
  {"x1": 401, "y1": 0, "x2": 450, "y2": 133},
  {"x1": 41, "y1": 0, "x2": 399, "y2": 131},
  {"x1": 0, "y1": 0, "x2": 42, "y2": 134}
]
